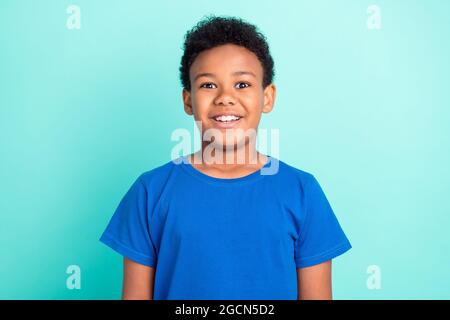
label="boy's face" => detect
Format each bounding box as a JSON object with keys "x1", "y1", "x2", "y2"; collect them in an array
[{"x1": 182, "y1": 43, "x2": 276, "y2": 152}]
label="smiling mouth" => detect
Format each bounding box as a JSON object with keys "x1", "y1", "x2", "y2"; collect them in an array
[
  {"x1": 212, "y1": 115, "x2": 242, "y2": 122},
  {"x1": 210, "y1": 115, "x2": 243, "y2": 128}
]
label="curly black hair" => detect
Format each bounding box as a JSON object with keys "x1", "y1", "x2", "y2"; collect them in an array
[{"x1": 179, "y1": 15, "x2": 275, "y2": 91}]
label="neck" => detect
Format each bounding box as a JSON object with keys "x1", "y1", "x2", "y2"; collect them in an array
[{"x1": 191, "y1": 139, "x2": 267, "y2": 172}]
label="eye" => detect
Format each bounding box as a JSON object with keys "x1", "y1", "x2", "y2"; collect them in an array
[
  {"x1": 235, "y1": 82, "x2": 250, "y2": 89},
  {"x1": 200, "y1": 83, "x2": 216, "y2": 89}
]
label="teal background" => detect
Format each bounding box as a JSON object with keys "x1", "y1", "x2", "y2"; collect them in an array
[{"x1": 1, "y1": 0, "x2": 449, "y2": 299}]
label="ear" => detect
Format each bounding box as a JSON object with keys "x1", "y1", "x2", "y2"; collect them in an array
[
  {"x1": 182, "y1": 89, "x2": 194, "y2": 115},
  {"x1": 262, "y1": 84, "x2": 276, "y2": 113}
]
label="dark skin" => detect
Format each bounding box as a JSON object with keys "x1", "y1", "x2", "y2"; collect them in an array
[
  {"x1": 182, "y1": 43, "x2": 275, "y2": 178},
  {"x1": 122, "y1": 43, "x2": 332, "y2": 300}
]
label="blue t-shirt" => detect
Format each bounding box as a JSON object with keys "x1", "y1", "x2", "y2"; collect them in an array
[{"x1": 99, "y1": 155, "x2": 352, "y2": 300}]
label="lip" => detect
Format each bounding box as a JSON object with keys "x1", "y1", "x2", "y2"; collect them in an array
[{"x1": 210, "y1": 117, "x2": 243, "y2": 129}]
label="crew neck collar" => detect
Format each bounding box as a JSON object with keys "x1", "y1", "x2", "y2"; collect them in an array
[{"x1": 177, "y1": 155, "x2": 274, "y2": 185}]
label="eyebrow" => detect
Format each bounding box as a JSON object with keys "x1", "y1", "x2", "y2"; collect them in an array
[{"x1": 194, "y1": 71, "x2": 256, "y2": 82}]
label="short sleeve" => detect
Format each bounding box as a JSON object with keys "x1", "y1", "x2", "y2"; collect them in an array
[
  {"x1": 99, "y1": 175, "x2": 157, "y2": 267},
  {"x1": 295, "y1": 175, "x2": 352, "y2": 268}
]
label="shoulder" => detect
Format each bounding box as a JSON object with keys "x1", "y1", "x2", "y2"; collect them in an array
[
  {"x1": 121, "y1": 158, "x2": 183, "y2": 207},
  {"x1": 275, "y1": 159, "x2": 335, "y2": 206},
  {"x1": 272, "y1": 157, "x2": 317, "y2": 189},
  {"x1": 136, "y1": 158, "x2": 180, "y2": 188}
]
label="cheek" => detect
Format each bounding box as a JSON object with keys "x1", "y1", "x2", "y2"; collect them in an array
[
  {"x1": 191, "y1": 93, "x2": 212, "y2": 117},
  {"x1": 242, "y1": 96, "x2": 264, "y2": 118},
  {"x1": 242, "y1": 89, "x2": 263, "y2": 106}
]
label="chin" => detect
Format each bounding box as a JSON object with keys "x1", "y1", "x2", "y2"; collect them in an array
[{"x1": 205, "y1": 138, "x2": 251, "y2": 156}]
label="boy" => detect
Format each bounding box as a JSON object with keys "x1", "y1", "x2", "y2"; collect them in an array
[{"x1": 99, "y1": 15, "x2": 352, "y2": 300}]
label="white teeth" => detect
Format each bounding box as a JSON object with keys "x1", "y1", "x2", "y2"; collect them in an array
[{"x1": 214, "y1": 115, "x2": 241, "y2": 122}]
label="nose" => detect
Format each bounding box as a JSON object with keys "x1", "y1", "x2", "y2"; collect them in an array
[{"x1": 214, "y1": 89, "x2": 235, "y2": 106}]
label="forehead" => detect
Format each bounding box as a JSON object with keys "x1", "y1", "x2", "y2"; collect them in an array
[{"x1": 190, "y1": 44, "x2": 263, "y2": 80}]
